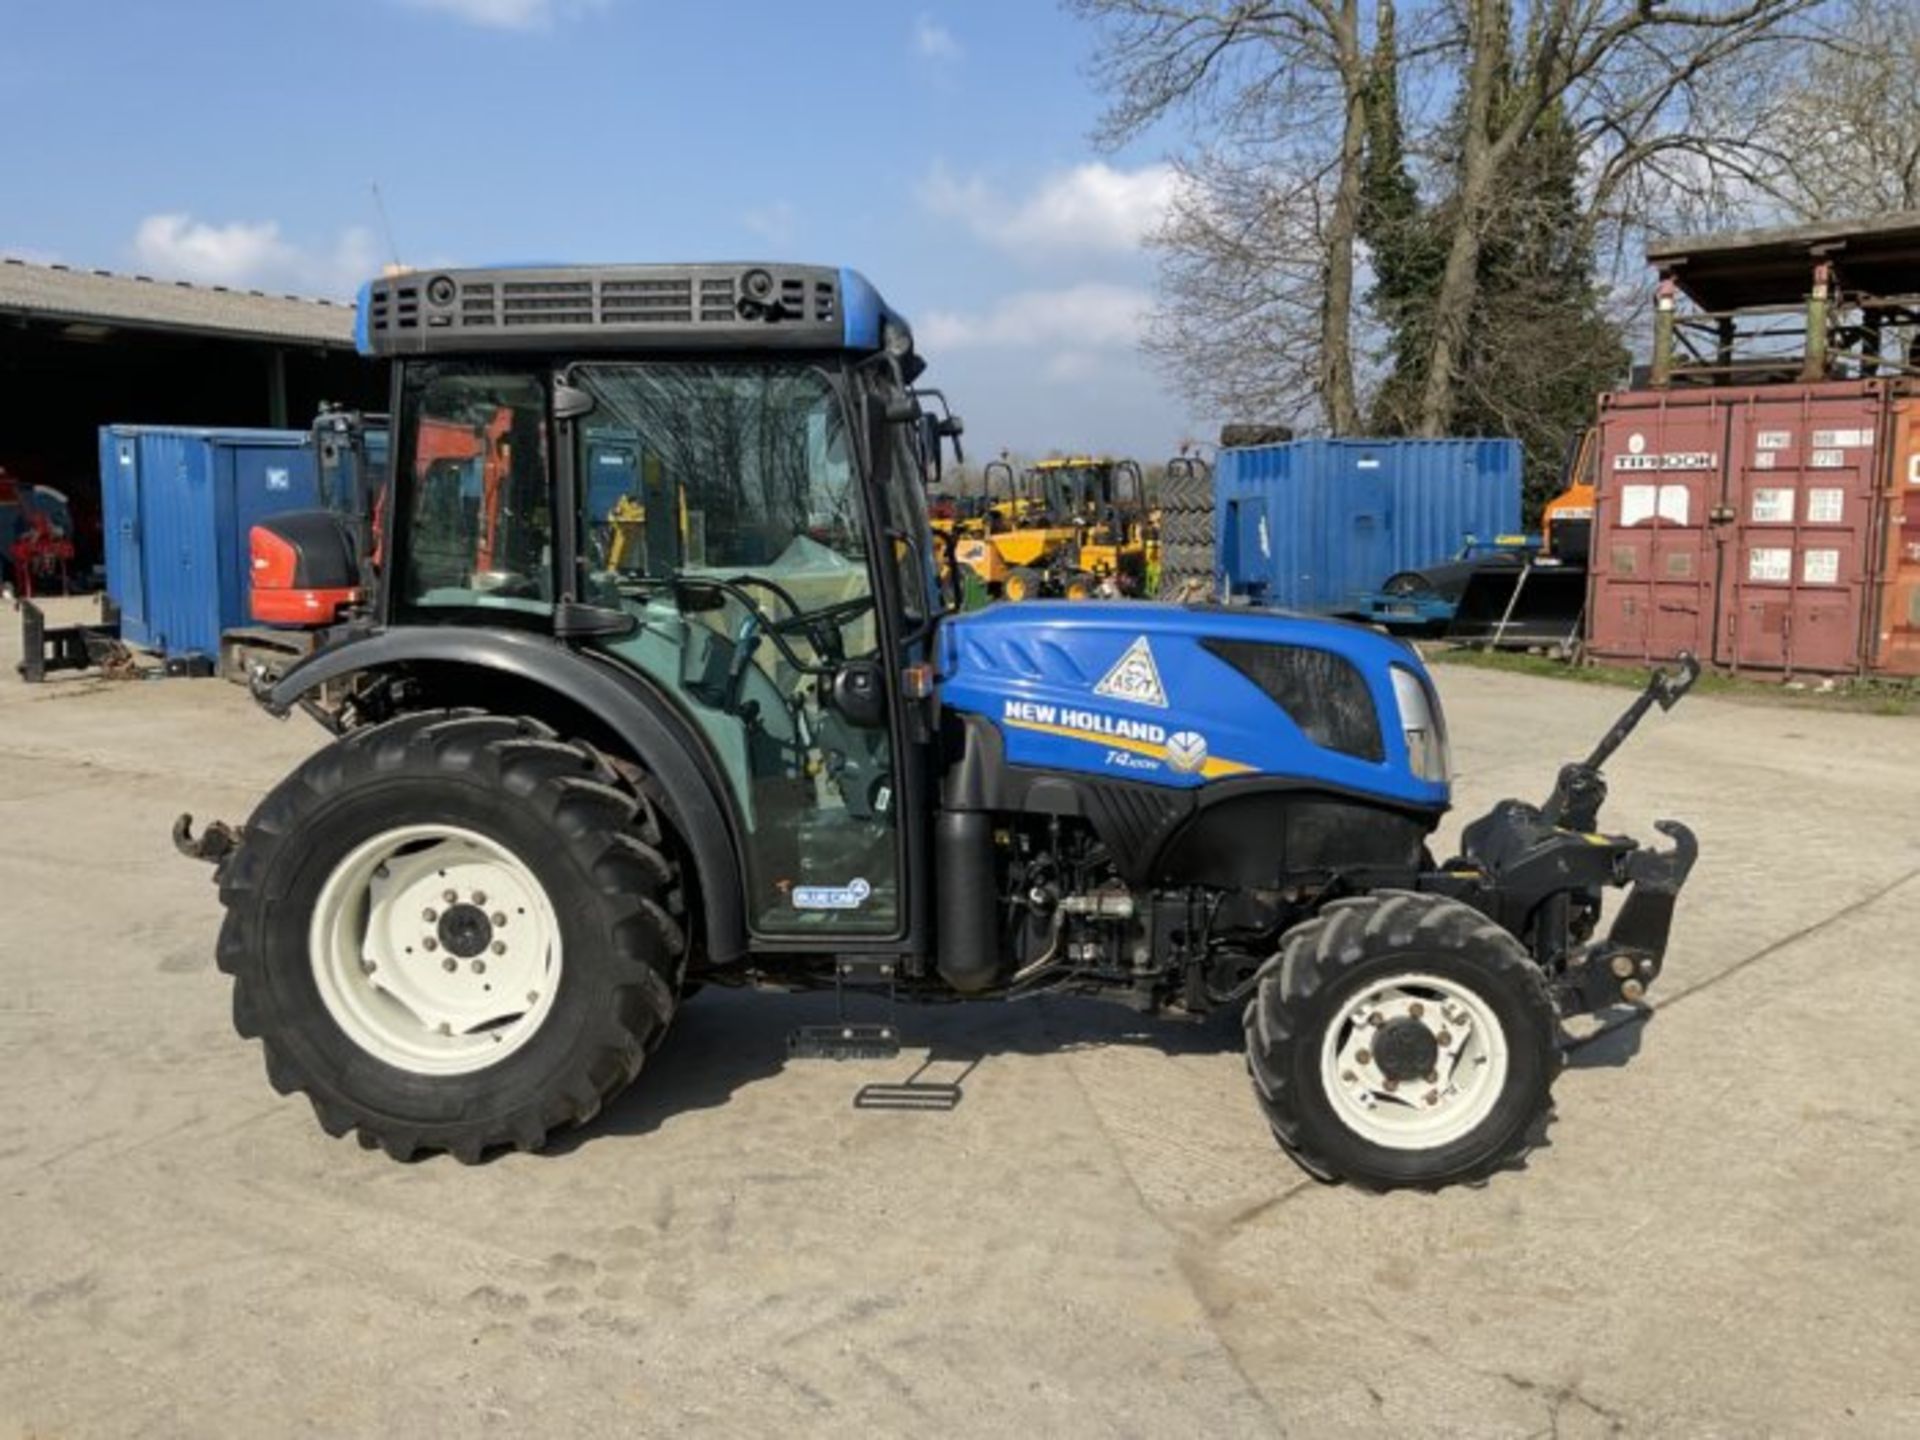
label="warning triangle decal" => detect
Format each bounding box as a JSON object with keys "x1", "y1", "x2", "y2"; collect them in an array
[{"x1": 1093, "y1": 635, "x2": 1169, "y2": 709}]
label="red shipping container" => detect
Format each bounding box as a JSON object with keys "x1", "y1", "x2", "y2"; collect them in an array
[
  {"x1": 1588, "y1": 382, "x2": 1908, "y2": 677},
  {"x1": 1873, "y1": 397, "x2": 1920, "y2": 676}
]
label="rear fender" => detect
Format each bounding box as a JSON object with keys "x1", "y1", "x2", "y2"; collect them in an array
[{"x1": 263, "y1": 626, "x2": 749, "y2": 963}]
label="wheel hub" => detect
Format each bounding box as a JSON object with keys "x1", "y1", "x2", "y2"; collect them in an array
[
  {"x1": 1320, "y1": 972, "x2": 1511, "y2": 1151},
  {"x1": 1372, "y1": 1016, "x2": 1439, "y2": 1082},
  {"x1": 437, "y1": 903, "x2": 494, "y2": 959},
  {"x1": 308, "y1": 824, "x2": 562, "y2": 1076}
]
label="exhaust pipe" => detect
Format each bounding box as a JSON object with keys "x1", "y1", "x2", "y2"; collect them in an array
[{"x1": 935, "y1": 811, "x2": 1000, "y2": 992}]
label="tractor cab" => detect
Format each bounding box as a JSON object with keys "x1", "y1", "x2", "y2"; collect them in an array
[{"x1": 316, "y1": 264, "x2": 956, "y2": 940}]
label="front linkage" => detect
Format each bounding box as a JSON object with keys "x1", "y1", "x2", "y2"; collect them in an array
[{"x1": 1425, "y1": 655, "x2": 1702, "y2": 1017}]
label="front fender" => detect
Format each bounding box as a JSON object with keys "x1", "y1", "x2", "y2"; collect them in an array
[{"x1": 266, "y1": 626, "x2": 749, "y2": 964}]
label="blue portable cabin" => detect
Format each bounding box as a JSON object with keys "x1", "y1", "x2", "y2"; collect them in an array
[
  {"x1": 99, "y1": 425, "x2": 323, "y2": 660},
  {"x1": 1216, "y1": 437, "x2": 1523, "y2": 614}
]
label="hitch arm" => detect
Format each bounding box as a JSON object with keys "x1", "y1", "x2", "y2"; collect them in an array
[
  {"x1": 1579, "y1": 651, "x2": 1701, "y2": 774},
  {"x1": 1544, "y1": 653, "x2": 1699, "y2": 828}
]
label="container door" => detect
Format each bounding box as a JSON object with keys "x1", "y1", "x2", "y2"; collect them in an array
[
  {"x1": 1873, "y1": 398, "x2": 1920, "y2": 676},
  {"x1": 1587, "y1": 400, "x2": 1719, "y2": 663},
  {"x1": 1719, "y1": 390, "x2": 1880, "y2": 674},
  {"x1": 104, "y1": 434, "x2": 147, "y2": 638},
  {"x1": 1222, "y1": 497, "x2": 1273, "y2": 601},
  {"x1": 1342, "y1": 450, "x2": 1388, "y2": 612},
  {"x1": 143, "y1": 432, "x2": 219, "y2": 656}
]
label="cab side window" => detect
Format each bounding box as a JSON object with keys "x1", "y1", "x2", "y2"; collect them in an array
[{"x1": 399, "y1": 370, "x2": 552, "y2": 615}]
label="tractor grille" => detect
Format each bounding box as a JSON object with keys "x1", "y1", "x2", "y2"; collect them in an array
[{"x1": 1203, "y1": 639, "x2": 1385, "y2": 762}]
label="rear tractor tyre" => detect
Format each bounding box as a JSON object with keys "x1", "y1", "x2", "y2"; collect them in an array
[
  {"x1": 215, "y1": 711, "x2": 687, "y2": 1161},
  {"x1": 1244, "y1": 892, "x2": 1557, "y2": 1190}
]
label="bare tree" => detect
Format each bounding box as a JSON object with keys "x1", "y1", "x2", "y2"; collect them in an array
[
  {"x1": 1412, "y1": 0, "x2": 1820, "y2": 434},
  {"x1": 1073, "y1": 0, "x2": 1387, "y2": 433},
  {"x1": 1753, "y1": 0, "x2": 1920, "y2": 220},
  {"x1": 1145, "y1": 149, "x2": 1338, "y2": 427}
]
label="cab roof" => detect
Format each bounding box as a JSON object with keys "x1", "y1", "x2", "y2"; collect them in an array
[{"x1": 354, "y1": 262, "x2": 914, "y2": 364}]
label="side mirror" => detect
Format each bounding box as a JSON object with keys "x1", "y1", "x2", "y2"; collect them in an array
[{"x1": 916, "y1": 414, "x2": 944, "y2": 482}]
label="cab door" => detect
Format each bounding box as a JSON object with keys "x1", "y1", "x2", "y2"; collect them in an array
[{"x1": 569, "y1": 361, "x2": 908, "y2": 940}]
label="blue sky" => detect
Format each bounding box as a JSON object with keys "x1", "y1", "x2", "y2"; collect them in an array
[{"x1": 0, "y1": 0, "x2": 1198, "y2": 457}]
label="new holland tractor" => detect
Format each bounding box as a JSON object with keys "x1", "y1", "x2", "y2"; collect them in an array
[{"x1": 178, "y1": 262, "x2": 1699, "y2": 1190}]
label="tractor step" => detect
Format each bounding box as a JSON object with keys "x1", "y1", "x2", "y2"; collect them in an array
[
  {"x1": 788, "y1": 1022, "x2": 902, "y2": 1061},
  {"x1": 787, "y1": 958, "x2": 903, "y2": 1061}
]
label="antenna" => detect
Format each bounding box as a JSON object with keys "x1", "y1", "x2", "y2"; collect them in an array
[{"x1": 370, "y1": 182, "x2": 403, "y2": 272}]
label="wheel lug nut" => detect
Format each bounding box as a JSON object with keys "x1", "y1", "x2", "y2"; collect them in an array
[
  {"x1": 1424, "y1": 1090, "x2": 1440, "y2": 1106},
  {"x1": 1425, "y1": 1071, "x2": 1438, "y2": 1084},
  {"x1": 1341, "y1": 1071, "x2": 1357, "y2": 1085},
  {"x1": 491, "y1": 912, "x2": 507, "y2": 927},
  {"x1": 442, "y1": 958, "x2": 457, "y2": 972},
  {"x1": 472, "y1": 960, "x2": 487, "y2": 974},
  {"x1": 1383, "y1": 1078, "x2": 1399, "y2": 1092},
  {"x1": 423, "y1": 907, "x2": 438, "y2": 923},
  {"x1": 1355, "y1": 1048, "x2": 1373, "y2": 1066},
  {"x1": 1436, "y1": 1029, "x2": 1452, "y2": 1047},
  {"x1": 443, "y1": 889, "x2": 458, "y2": 904},
  {"x1": 1408, "y1": 1001, "x2": 1424, "y2": 1019},
  {"x1": 361, "y1": 958, "x2": 377, "y2": 974},
  {"x1": 472, "y1": 891, "x2": 488, "y2": 906},
  {"x1": 422, "y1": 937, "x2": 438, "y2": 952},
  {"x1": 491, "y1": 941, "x2": 506, "y2": 956}
]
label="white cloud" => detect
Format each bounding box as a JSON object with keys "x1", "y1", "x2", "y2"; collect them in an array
[
  {"x1": 919, "y1": 283, "x2": 1152, "y2": 351},
  {"x1": 1042, "y1": 350, "x2": 1101, "y2": 383},
  {"x1": 400, "y1": 0, "x2": 604, "y2": 30},
  {"x1": 131, "y1": 214, "x2": 381, "y2": 297},
  {"x1": 922, "y1": 162, "x2": 1180, "y2": 257},
  {"x1": 913, "y1": 14, "x2": 962, "y2": 60},
  {"x1": 742, "y1": 201, "x2": 797, "y2": 246}
]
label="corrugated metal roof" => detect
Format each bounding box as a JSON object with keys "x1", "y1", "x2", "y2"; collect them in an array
[
  {"x1": 1647, "y1": 211, "x2": 1920, "y2": 310},
  {"x1": 0, "y1": 256, "x2": 355, "y2": 347}
]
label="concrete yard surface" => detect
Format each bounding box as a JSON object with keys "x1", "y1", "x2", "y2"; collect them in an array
[{"x1": 3, "y1": 603, "x2": 1918, "y2": 1437}]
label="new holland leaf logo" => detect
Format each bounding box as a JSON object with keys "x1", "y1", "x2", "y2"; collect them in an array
[{"x1": 1094, "y1": 635, "x2": 1169, "y2": 708}]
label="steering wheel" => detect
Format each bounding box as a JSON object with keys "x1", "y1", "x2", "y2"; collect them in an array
[
  {"x1": 671, "y1": 575, "x2": 875, "y2": 675},
  {"x1": 724, "y1": 573, "x2": 805, "y2": 621},
  {"x1": 764, "y1": 593, "x2": 875, "y2": 669}
]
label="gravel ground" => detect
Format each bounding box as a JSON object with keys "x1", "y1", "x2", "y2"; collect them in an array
[{"x1": 3, "y1": 598, "x2": 1917, "y2": 1437}]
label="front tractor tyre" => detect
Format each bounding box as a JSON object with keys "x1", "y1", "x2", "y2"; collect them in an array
[
  {"x1": 215, "y1": 712, "x2": 686, "y2": 1161},
  {"x1": 1244, "y1": 892, "x2": 1557, "y2": 1190}
]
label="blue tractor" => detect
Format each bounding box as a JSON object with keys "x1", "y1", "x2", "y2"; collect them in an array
[{"x1": 178, "y1": 263, "x2": 1697, "y2": 1190}]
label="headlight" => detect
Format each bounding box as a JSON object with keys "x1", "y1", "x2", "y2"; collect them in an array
[{"x1": 1390, "y1": 665, "x2": 1451, "y2": 782}]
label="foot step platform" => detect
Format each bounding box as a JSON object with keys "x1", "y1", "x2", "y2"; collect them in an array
[{"x1": 787, "y1": 958, "x2": 902, "y2": 1061}]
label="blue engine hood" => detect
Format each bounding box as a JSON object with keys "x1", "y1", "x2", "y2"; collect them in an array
[{"x1": 937, "y1": 601, "x2": 1449, "y2": 810}]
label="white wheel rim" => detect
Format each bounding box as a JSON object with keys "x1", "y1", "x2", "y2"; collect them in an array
[
  {"x1": 309, "y1": 824, "x2": 563, "y2": 1076},
  {"x1": 1318, "y1": 971, "x2": 1510, "y2": 1150}
]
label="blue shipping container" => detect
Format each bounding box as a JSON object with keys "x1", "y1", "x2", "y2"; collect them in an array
[
  {"x1": 1216, "y1": 437, "x2": 1522, "y2": 613},
  {"x1": 99, "y1": 426, "x2": 322, "y2": 659}
]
